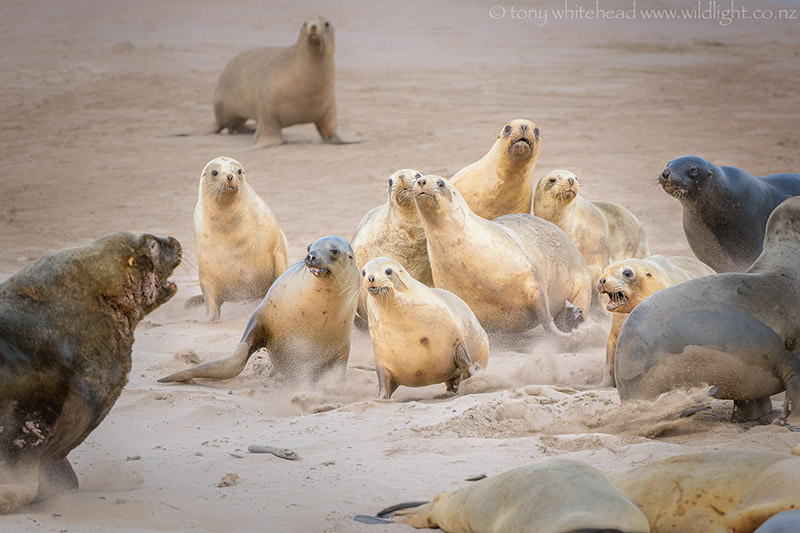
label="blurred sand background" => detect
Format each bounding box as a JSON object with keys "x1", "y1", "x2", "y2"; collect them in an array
[{"x1": 1, "y1": 0, "x2": 800, "y2": 530}]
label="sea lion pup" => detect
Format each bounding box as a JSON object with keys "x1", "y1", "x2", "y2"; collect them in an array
[
  {"x1": 160, "y1": 236, "x2": 359, "y2": 383},
  {"x1": 375, "y1": 459, "x2": 650, "y2": 532},
  {"x1": 450, "y1": 119, "x2": 540, "y2": 221},
  {"x1": 188, "y1": 156, "x2": 288, "y2": 321},
  {"x1": 615, "y1": 197, "x2": 800, "y2": 426},
  {"x1": 414, "y1": 176, "x2": 592, "y2": 336},
  {"x1": 534, "y1": 169, "x2": 650, "y2": 289},
  {"x1": 0, "y1": 232, "x2": 181, "y2": 513},
  {"x1": 352, "y1": 169, "x2": 432, "y2": 322},
  {"x1": 606, "y1": 450, "x2": 800, "y2": 533},
  {"x1": 362, "y1": 257, "x2": 488, "y2": 399},
  {"x1": 212, "y1": 16, "x2": 350, "y2": 147},
  {"x1": 660, "y1": 155, "x2": 800, "y2": 272},
  {"x1": 597, "y1": 255, "x2": 715, "y2": 386}
]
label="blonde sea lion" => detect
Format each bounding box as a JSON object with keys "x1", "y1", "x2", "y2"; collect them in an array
[
  {"x1": 597, "y1": 255, "x2": 715, "y2": 386},
  {"x1": 371, "y1": 459, "x2": 650, "y2": 532},
  {"x1": 607, "y1": 450, "x2": 800, "y2": 532},
  {"x1": 362, "y1": 257, "x2": 488, "y2": 399},
  {"x1": 211, "y1": 16, "x2": 351, "y2": 147},
  {"x1": 534, "y1": 169, "x2": 650, "y2": 291},
  {"x1": 414, "y1": 176, "x2": 591, "y2": 336},
  {"x1": 0, "y1": 232, "x2": 181, "y2": 513},
  {"x1": 450, "y1": 119, "x2": 540, "y2": 221},
  {"x1": 187, "y1": 156, "x2": 288, "y2": 321},
  {"x1": 159, "y1": 236, "x2": 359, "y2": 382},
  {"x1": 615, "y1": 197, "x2": 800, "y2": 426},
  {"x1": 352, "y1": 169, "x2": 432, "y2": 322}
]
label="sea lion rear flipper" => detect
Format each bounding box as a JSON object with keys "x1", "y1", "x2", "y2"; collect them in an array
[
  {"x1": 158, "y1": 314, "x2": 268, "y2": 383},
  {"x1": 35, "y1": 458, "x2": 78, "y2": 501}
]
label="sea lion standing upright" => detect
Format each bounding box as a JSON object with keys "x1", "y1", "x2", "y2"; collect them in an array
[
  {"x1": 190, "y1": 156, "x2": 288, "y2": 320},
  {"x1": 363, "y1": 257, "x2": 488, "y2": 399},
  {"x1": 0, "y1": 232, "x2": 181, "y2": 513},
  {"x1": 352, "y1": 169, "x2": 431, "y2": 321},
  {"x1": 534, "y1": 169, "x2": 650, "y2": 289},
  {"x1": 659, "y1": 155, "x2": 800, "y2": 272},
  {"x1": 615, "y1": 197, "x2": 800, "y2": 426},
  {"x1": 160, "y1": 236, "x2": 359, "y2": 383},
  {"x1": 414, "y1": 175, "x2": 591, "y2": 336},
  {"x1": 450, "y1": 119, "x2": 541, "y2": 220},
  {"x1": 597, "y1": 255, "x2": 715, "y2": 386},
  {"x1": 212, "y1": 16, "x2": 349, "y2": 147}
]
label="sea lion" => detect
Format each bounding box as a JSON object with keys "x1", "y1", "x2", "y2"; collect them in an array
[
  {"x1": 159, "y1": 236, "x2": 359, "y2": 382},
  {"x1": 362, "y1": 257, "x2": 488, "y2": 399},
  {"x1": 534, "y1": 169, "x2": 650, "y2": 289},
  {"x1": 606, "y1": 450, "x2": 800, "y2": 533},
  {"x1": 450, "y1": 119, "x2": 540, "y2": 221},
  {"x1": 597, "y1": 255, "x2": 715, "y2": 386},
  {"x1": 414, "y1": 175, "x2": 592, "y2": 336},
  {"x1": 659, "y1": 155, "x2": 800, "y2": 272},
  {"x1": 211, "y1": 16, "x2": 349, "y2": 147},
  {"x1": 352, "y1": 169, "x2": 431, "y2": 322},
  {"x1": 188, "y1": 156, "x2": 288, "y2": 320},
  {"x1": 756, "y1": 510, "x2": 800, "y2": 532},
  {"x1": 0, "y1": 232, "x2": 181, "y2": 513},
  {"x1": 615, "y1": 197, "x2": 800, "y2": 426},
  {"x1": 377, "y1": 459, "x2": 650, "y2": 532}
]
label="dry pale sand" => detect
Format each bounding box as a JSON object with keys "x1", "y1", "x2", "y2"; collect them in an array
[{"x1": 2, "y1": 0, "x2": 800, "y2": 531}]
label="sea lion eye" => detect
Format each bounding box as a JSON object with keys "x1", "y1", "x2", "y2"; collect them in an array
[
  {"x1": 688, "y1": 167, "x2": 699, "y2": 178},
  {"x1": 623, "y1": 269, "x2": 634, "y2": 279},
  {"x1": 548, "y1": 177, "x2": 557, "y2": 183},
  {"x1": 237, "y1": 168, "x2": 242, "y2": 175},
  {"x1": 533, "y1": 127, "x2": 540, "y2": 139},
  {"x1": 385, "y1": 268, "x2": 393, "y2": 275},
  {"x1": 150, "y1": 240, "x2": 158, "y2": 251},
  {"x1": 503, "y1": 125, "x2": 512, "y2": 137},
  {"x1": 330, "y1": 248, "x2": 338, "y2": 256},
  {"x1": 437, "y1": 179, "x2": 445, "y2": 188},
  {"x1": 324, "y1": 21, "x2": 330, "y2": 27},
  {"x1": 211, "y1": 169, "x2": 218, "y2": 177},
  {"x1": 388, "y1": 178, "x2": 394, "y2": 186},
  {"x1": 415, "y1": 173, "x2": 421, "y2": 178},
  {"x1": 362, "y1": 269, "x2": 366, "y2": 277},
  {"x1": 307, "y1": 244, "x2": 311, "y2": 252}
]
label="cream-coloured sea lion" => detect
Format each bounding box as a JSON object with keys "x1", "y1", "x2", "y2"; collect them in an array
[
  {"x1": 607, "y1": 450, "x2": 800, "y2": 532},
  {"x1": 212, "y1": 16, "x2": 350, "y2": 147},
  {"x1": 352, "y1": 169, "x2": 432, "y2": 322},
  {"x1": 188, "y1": 156, "x2": 288, "y2": 320},
  {"x1": 159, "y1": 236, "x2": 359, "y2": 382},
  {"x1": 362, "y1": 257, "x2": 488, "y2": 399},
  {"x1": 597, "y1": 255, "x2": 715, "y2": 386},
  {"x1": 615, "y1": 197, "x2": 800, "y2": 426},
  {"x1": 0, "y1": 232, "x2": 181, "y2": 513},
  {"x1": 534, "y1": 169, "x2": 650, "y2": 290},
  {"x1": 414, "y1": 175, "x2": 592, "y2": 336},
  {"x1": 450, "y1": 119, "x2": 540, "y2": 221},
  {"x1": 373, "y1": 459, "x2": 650, "y2": 532}
]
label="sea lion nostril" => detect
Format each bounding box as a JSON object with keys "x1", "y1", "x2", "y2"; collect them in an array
[
  {"x1": 662, "y1": 168, "x2": 670, "y2": 178},
  {"x1": 520, "y1": 123, "x2": 528, "y2": 131},
  {"x1": 599, "y1": 277, "x2": 605, "y2": 285},
  {"x1": 310, "y1": 24, "x2": 317, "y2": 31},
  {"x1": 227, "y1": 175, "x2": 233, "y2": 182},
  {"x1": 368, "y1": 274, "x2": 374, "y2": 282},
  {"x1": 418, "y1": 178, "x2": 426, "y2": 187}
]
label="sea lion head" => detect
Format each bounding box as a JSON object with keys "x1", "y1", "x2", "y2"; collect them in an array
[
  {"x1": 304, "y1": 236, "x2": 356, "y2": 280},
  {"x1": 597, "y1": 259, "x2": 657, "y2": 313},
  {"x1": 659, "y1": 156, "x2": 714, "y2": 199},
  {"x1": 362, "y1": 257, "x2": 410, "y2": 300},
  {"x1": 413, "y1": 175, "x2": 469, "y2": 221},
  {"x1": 537, "y1": 169, "x2": 579, "y2": 204},
  {"x1": 762, "y1": 196, "x2": 800, "y2": 249},
  {"x1": 97, "y1": 231, "x2": 182, "y2": 321},
  {"x1": 387, "y1": 169, "x2": 423, "y2": 209},
  {"x1": 498, "y1": 119, "x2": 540, "y2": 161},
  {"x1": 300, "y1": 16, "x2": 334, "y2": 54},
  {"x1": 201, "y1": 156, "x2": 244, "y2": 200}
]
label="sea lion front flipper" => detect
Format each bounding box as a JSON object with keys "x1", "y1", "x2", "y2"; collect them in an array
[
  {"x1": 452, "y1": 338, "x2": 479, "y2": 377},
  {"x1": 779, "y1": 358, "x2": 800, "y2": 431},
  {"x1": 732, "y1": 397, "x2": 773, "y2": 423},
  {"x1": 35, "y1": 458, "x2": 78, "y2": 501},
  {"x1": 158, "y1": 312, "x2": 269, "y2": 383}
]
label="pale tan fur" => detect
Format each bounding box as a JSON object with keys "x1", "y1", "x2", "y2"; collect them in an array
[
  {"x1": 598, "y1": 255, "x2": 715, "y2": 386},
  {"x1": 352, "y1": 169, "x2": 432, "y2": 321},
  {"x1": 414, "y1": 175, "x2": 591, "y2": 336},
  {"x1": 363, "y1": 257, "x2": 488, "y2": 399},
  {"x1": 193, "y1": 156, "x2": 288, "y2": 321},
  {"x1": 212, "y1": 16, "x2": 342, "y2": 147},
  {"x1": 607, "y1": 450, "x2": 800, "y2": 533},
  {"x1": 534, "y1": 169, "x2": 650, "y2": 291},
  {"x1": 450, "y1": 119, "x2": 540, "y2": 221}
]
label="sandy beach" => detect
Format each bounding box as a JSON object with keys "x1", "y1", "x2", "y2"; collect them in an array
[{"x1": 1, "y1": 0, "x2": 800, "y2": 530}]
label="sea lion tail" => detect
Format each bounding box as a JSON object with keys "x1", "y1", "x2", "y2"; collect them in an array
[
  {"x1": 184, "y1": 294, "x2": 205, "y2": 309},
  {"x1": 158, "y1": 341, "x2": 251, "y2": 382}
]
